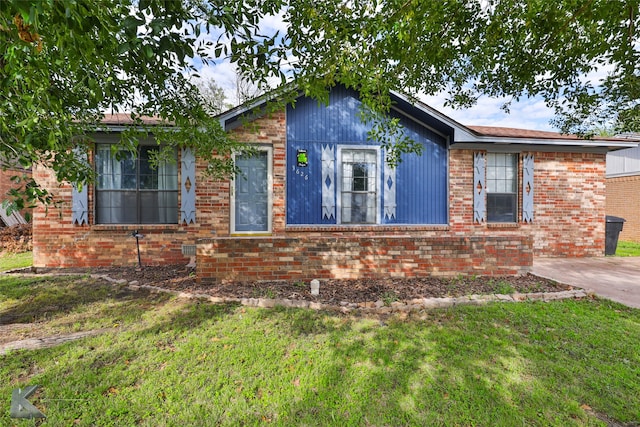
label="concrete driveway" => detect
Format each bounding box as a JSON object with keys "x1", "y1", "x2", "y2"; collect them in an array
[{"x1": 533, "y1": 257, "x2": 640, "y2": 309}]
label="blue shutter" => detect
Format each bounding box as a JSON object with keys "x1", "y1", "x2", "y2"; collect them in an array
[
  {"x1": 71, "y1": 148, "x2": 88, "y2": 225},
  {"x1": 473, "y1": 152, "x2": 486, "y2": 223},
  {"x1": 522, "y1": 154, "x2": 534, "y2": 222},
  {"x1": 180, "y1": 147, "x2": 196, "y2": 224}
]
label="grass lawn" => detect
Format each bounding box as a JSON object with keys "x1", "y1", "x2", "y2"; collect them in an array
[
  {"x1": 1, "y1": 275, "x2": 639, "y2": 426},
  {"x1": 0, "y1": 251, "x2": 32, "y2": 272},
  {"x1": 616, "y1": 241, "x2": 640, "y2": 257}
]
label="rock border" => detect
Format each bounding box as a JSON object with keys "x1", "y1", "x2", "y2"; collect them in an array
[
  {"x1": 0, "y1": 273, "x2": 594, "y2": 354},
  {"x1": 98, "y1": 274, "x2": 595, "y2": 314}
]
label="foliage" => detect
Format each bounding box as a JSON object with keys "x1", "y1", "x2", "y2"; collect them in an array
[
  {"x1": 285, "y1": 0, "x2": 639, "y2": 137},
  {"x1": 194, "y1": 77, "x2": 233, "y2": 115},
  {"x1": 1, "y1": 275, "x2": 640, "y2": 425},
  {"x1": 1, "y1": 0, "x2": 639, "y2": 209}
]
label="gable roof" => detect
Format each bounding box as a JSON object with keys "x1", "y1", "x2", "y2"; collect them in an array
[{"x1": 218, "y1": 87, "x2": 638, "y2": 152}]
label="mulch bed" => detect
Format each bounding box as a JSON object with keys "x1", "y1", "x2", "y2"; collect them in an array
[{"x1": 29, "y1": 264, "x2": 571, "y2": 305}]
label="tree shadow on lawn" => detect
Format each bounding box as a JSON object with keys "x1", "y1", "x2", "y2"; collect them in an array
[
  {"x1": 256, "y1": 302, "x2": 639, "y2": 426},
  {"x1": 0, "y1": 275, "x2": 172, "y2": 326}
]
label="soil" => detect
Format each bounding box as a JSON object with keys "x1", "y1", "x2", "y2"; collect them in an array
[
  {"x1": 29, "y1": 264, "x2": 571, "y2": 305},
  {"x1": 0, "y1": 223, "x2": 32, "y2": 253}
]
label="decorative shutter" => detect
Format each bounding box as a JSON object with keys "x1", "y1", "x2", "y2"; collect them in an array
[
  {"x1": 180, "y1": 147, "x2": 196, "y2": 224},
  {"x1": 71, "y1": 148, "x2": 88, "y2": 225},
  {"x1": 473, "y1": 152, "x2": 486, "y2": 223},
  {"x1": 383, "y1": 155, "x2": 396, "y2": 220},
  {"x1": 321, "y1": 144, "x2": 335, "y2": 220},
  {"x1": 522, "y1": 153, "x2": 534, "y2": 222}
]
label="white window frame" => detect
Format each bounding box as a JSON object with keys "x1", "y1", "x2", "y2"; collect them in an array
[
  {"x1": 336, "y1": 145, "x2": 382, "y2": 225},
  {"x1": 230, "y1": 146, "x2": 273, "y2": 235}
]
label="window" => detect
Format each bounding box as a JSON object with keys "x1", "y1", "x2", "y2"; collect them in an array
[
  {"x1": 486, "y1": 153, "x2": 517, "y2": 222},
  {"x1": 339, "y1": 148, "x2": 378, "y2": 224},
  {"x1": 95, "y1": 144, "x2": 178, "y2": 224}
]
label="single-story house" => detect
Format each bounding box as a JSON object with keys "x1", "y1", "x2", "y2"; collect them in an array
[
  {"x1": 31, "y1": 86, "x2": 637, "y2": 283},
  {"x1": 606, "y1": 139, "x2": 640, "y2": 242}
]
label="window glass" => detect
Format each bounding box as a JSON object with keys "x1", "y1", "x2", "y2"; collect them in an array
[
  {"x1": 95, "y1": 144, "x2": 178, "y2": 224},
  {"x1": 340, "y1": 149, "x2": 377, "y2": 224},
  {"x1": 486, "y1": 153, "x2": 517, "y2": 223}
]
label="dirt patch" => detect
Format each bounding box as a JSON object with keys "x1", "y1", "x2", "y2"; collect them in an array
[{"x1": 29, "y1": 264, "x2": 571, "y2": 305}]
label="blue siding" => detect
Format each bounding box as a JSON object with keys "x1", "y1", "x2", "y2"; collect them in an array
[{"x1": 287, "y1": 86, "x2": 448, "y2": 225}]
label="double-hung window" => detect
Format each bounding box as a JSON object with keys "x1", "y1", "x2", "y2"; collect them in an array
[
  {"x1": 95, "y1": 144, "x2": 178, "y2": 224},
  {"x1": 486, "y1": 153, "x2": 518, "y2": 223},
  {"x1": 339, "y1": 148, "x2": 378, "y2": 224}
]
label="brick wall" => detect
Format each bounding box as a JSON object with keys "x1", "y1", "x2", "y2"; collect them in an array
[
  {"x1": 0, "y1": 167, "x2": 33, "y2": 222},
  {"x1": 606, "y1": 174, "x2": 640, "y2": 242},
  {"x1": 197, "y1": 235, "x2": 533, "y2": 284},
  {"x1": 31, "y1": 112, "x2": 286, "y2": 267},
  {"x1": 449, "y1": 150, "x2": 606, "y2": 257}
]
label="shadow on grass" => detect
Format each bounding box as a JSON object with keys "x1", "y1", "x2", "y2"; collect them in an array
[
  {"x1": 254, "y1": 302, "x2": 640, "y2": 426},
  {"x1": 0, "y1": 275, "x2": 172, "y2": 325}
]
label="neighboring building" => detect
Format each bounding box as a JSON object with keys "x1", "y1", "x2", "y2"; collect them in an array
[
  {"x1": 607, "y1": 138, "x2": 640, "y2": 242},
  {"x1": 32, "y1": 86, "x2": 636, "y2": 282},
  {"x1": 0, "y1": 158, "x2": 31, "y2": 226}
]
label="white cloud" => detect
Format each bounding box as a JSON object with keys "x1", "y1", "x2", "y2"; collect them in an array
[{"x1": 419, "y1": 93, "x2": 558, "y2": 131}]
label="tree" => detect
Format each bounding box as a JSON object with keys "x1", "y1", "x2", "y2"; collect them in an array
[
  {"x1": 194, "y1": 78, "x2": 232, "y2": 115},
  {"x1": 1, "y1": 0, "x2": 638, "y2": 209}
]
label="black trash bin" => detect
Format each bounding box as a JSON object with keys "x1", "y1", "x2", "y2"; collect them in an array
[{"x1": 605, "y1": 215, "x2": 626, "y2": 255}]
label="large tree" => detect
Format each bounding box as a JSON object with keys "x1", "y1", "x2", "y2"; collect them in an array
[{"x1": 1, "y1": 0, "x2": 638, "y2": 209}]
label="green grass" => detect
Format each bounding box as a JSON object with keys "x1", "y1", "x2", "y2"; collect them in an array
[
  {"x1": 1, "y1": 276, "x2": 640, "y2": 426},
  {"x1": 616, "y1": 241, "x2": 640, "y2": 257},
  {"x1": 0, "y1": 251, "x2": 33, "y2": 272}
]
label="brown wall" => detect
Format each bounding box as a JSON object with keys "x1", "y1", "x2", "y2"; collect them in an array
[{"x1": 606, "y1": 174, "x2": 640, "y2": 242}]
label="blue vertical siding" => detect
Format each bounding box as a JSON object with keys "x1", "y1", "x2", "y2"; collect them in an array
[{"x1": 286, "y1": 86, "x2": 448, "y2": 225}]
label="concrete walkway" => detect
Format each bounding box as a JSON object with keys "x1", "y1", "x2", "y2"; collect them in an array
[{"x1": 533, "y1": 257, "x2": 640, "y2": 309}]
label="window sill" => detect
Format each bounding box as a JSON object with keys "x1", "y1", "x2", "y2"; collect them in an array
[
  {"x1": 91, "y1": 224, "x2": 186, "y2": 233},
  {"x1": 486, "y1": 223, "x2": 520, "y2": 229},
  {"x1": 285, "y1": 224, "x2": 450, "y2": 232}
]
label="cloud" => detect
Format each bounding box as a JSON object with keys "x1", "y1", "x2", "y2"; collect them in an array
[{"x1": 419, "y1": 93, "x2": 558, "y2": 131}]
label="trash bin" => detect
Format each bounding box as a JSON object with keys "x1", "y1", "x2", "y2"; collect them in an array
[{"x1": 605, "y1": 215, "x2": 625, "y2": 255}]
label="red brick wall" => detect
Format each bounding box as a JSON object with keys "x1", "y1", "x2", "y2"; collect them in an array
[
  {"x1": 528, "y1": 151, "x2": 606, "y2": 256},
  {"x1": 0, "y1": 167, "x2": 33, "y2": 221},
  {"x1": 197, "y1": 235, "x2": 533, "y2": 284},
  {"x1": 449, "y1": 149, "x2": 606, "y2": 257},
  {"x1": 32, "y1": 112, "x2": 286, "y2": 267},
  {"x1": 606, "y1": 175, "x2": 640, "y2": 242}
]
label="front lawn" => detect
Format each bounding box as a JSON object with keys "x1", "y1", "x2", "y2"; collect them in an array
[
  {"x1": 1, "y1": 275, "x2": 639, "y2": 426},
  {"x1": 0, "y1": 251, "x2": 32, "y2": 272},
  {"x1": 616, "y1": 240, "x2": 640, "y2": 257}
]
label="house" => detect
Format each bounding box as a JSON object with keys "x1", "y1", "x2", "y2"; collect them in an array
[
  {"x1": 606, "y1": 139, "x2": 640, "y2": 242},
  {"x1": 0, "y1": 157, "x2": 31, "y2": 226},
  {"x1": 31, "y1": 86, "x2": 637, "y2": 283}
]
